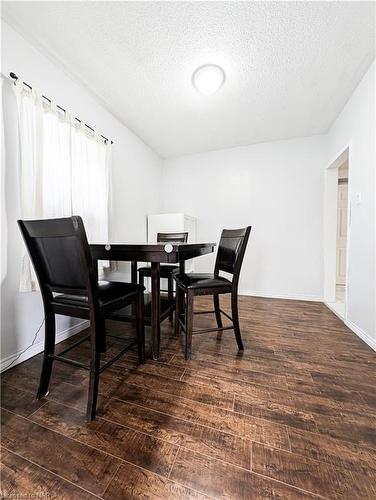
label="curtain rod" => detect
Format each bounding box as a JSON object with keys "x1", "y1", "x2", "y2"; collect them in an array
[{"x1": 9, "y1": 72, "x2": 113, "y2": 145}]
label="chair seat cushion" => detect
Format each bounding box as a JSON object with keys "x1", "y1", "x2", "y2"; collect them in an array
[
  {"x1": 138, "y1": 265, "x2": 179, "y2": 278},
  {"x1": 173, "y1": 273, "x2": 232, "y2": 291},
  {"x1": 53, "y1": 280, "x2": 144, "y2": 309}
]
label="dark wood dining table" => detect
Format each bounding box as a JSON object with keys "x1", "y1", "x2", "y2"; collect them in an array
[{"x1": 90, "y1": 242, "x2": 216, "y2": 360}]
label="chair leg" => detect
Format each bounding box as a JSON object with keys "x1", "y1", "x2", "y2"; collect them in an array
[
  {"x1": 168, "y1": 275, "x2": 174, "y2": 322},
  {"x1": 185, "y1": 290, "x2": 194, "y2": 360},
  {"x1": 213, "y1": 294, "x2": 223, "y2": 329},
  {"x1": 136, "y1": 292, "x2": 145, "y2": 364},
  {"x1": 86, "y1": 321, "x2": 101, "y2": 422},
  {"x1": 231, "y1": 291, "x2": 244, "y2": 351},
  {"x1": 37, "y1": 311, "x2": 56, "y2": 399},
  {"x1": 98, "y1": 318, "x2": 106, "y2": 353},
  {"x1": 175, "y1": 285, "x2": 183, "y2": 337}
]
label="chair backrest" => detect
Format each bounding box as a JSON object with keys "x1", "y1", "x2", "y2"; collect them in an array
[
  {"x1": 214, "y1": 227, "x2": 251, "y2": 284},
  {"x1": 157, "y1": 232, "x2": 188, "y2": 243},
  {"x1": 18, "y1": 216, "x2": 96, "y2": 298}
]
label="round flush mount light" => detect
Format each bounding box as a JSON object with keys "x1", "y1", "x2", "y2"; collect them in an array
[{"x1": 192, "y1": 64, "x2": 225, "y2": 95}]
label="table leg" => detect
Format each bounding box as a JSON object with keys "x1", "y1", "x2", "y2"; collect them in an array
[
  {"x1": 131, "y1": 261, "x2": 138, "y2": 320},
  {"x1": 93, "y1": 258, "x2": 99, "y2": 282},
  {"x1": 131, "y1": 261, "x2": 138, "y2": 284},
  {"x1": 179, "y1": 261, "x2": 185, "y2": 315},
  {"x1": 151, "y1": 262, "x2": 161, "y2": 360}
]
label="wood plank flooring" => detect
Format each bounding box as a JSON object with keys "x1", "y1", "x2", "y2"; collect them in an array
[{"x1": 1, "y1": 295, "x2": 376, "y2": 499}]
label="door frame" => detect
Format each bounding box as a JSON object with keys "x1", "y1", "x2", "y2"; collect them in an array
[
  {"x1": 323, "y1": 144, "x2": 351, "y2": 318},
  {"x1": 336, "y1": 180, "x2": 348, "y2": 286}
]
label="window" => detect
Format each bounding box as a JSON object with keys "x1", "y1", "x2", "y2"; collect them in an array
[{"x1": 15, "y1": 81, "x2": 112, "y2": 291}]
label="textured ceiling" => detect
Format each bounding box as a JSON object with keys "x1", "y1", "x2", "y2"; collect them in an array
[{"x1": 2, "y1": 1, "x2": 375, "y2": 158}]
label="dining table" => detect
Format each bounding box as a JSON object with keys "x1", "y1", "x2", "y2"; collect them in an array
[{"x1": 90, "y1": 241, "x2": 216, "y2": 360}]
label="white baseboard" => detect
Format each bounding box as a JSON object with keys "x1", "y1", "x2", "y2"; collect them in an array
[
  {"x1": 239, "y1": 290, "x2": 323, "y2": 302},
  {"x1": 324, "y1": 302, "x2": 376, "y2": 352},
  {"x1": 345, "y1": 318, "x2": 376, "y2": 352},
  {"x1": 0, "y1": 320, "x2": 89, "y2": 373}
]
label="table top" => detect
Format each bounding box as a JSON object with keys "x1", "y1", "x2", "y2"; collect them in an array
[
  {"x1": 91, "y1": 241, "x2": 215, "y2": 247},
  {"x1": 90, "y1": 242, "x2": 216, "y2": 263}
]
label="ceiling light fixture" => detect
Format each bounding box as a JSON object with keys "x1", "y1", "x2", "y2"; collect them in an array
[{"x1": 192, "y1": 64, "x2": 225, "y2": 95}]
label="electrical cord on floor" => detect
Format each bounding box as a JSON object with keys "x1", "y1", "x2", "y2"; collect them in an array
[{"x1": 1, "y1": 318, "x2": 45, "y2": 371}]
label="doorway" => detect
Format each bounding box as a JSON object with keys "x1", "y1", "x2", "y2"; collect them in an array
[
  {"x1": 324, "y1": 147, "x2": 350, "y2": 319},
  {"x1": 335, "y1": 162, "x2": 348, "y2": 313}
]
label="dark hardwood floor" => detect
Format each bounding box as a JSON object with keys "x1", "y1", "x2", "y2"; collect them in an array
[{"x1": 1, "y1": 296, "x2": 376, "y2": 499}]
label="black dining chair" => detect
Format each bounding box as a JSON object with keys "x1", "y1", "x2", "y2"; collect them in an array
[
  {"x1": 138, "y1": 232, "x2": 188, "y2": 320},
  {"x1": 174, "y1": 227, "x2": 251, "y2": 359},
  {"x1": 18, "y1": 216, "x2": 145, "y2": 421}
]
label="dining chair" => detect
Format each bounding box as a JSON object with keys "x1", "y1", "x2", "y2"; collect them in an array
[
  {"x1": 138, "y1": 232, "x2": 188, "y2": 320},
  {"x1": 174, "y1": 227, "x2": 251, "y2": 359},
  {"x1": 18, "y1": 216, "x2": 145, "y2": 421}
]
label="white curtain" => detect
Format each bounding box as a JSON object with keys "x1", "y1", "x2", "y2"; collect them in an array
[{"x1": 15, "y1": 81, "x2": 112, "y2": 291}]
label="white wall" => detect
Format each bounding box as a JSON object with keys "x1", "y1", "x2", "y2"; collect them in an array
[
  {"x1": 162, "y1": 135, "x2": 326, "y2": 301},
  {"x1": 1, "y1": 21, "x2": 162, "y2": 370},
  {"x1": 326, "y1": 61, "x2": 375, "y2": 348}
]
